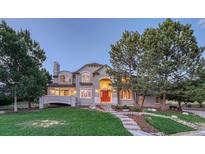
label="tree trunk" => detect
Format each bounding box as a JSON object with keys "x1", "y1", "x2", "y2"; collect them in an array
[
  {"x1": 178, "y1": 101, "x2": 182, "y2": 111},
  {"x1": 161, "y1": 93, "x2": 166, "y2": 111},
  {"x1": 132, "y1": 91, "x2": 138, "y2": 107},
  {"x1": 199, "y1": 103, "x2": 202, "y2": 108},
  {"x1": 14, "y1": 95, "x2": 17, "y2": 112},
  {"x1": 28, "y1": 98, "x2": 32, "y2": 109},
  {"x1": 140, "y1": 95, "x2": 145, "y2": 111},
  {"x1": 117, "y1": 88, "x2": 120, "y2": 105},
  {"x1": 14, "y1": 86, "x2": 18, "y2": 112}
]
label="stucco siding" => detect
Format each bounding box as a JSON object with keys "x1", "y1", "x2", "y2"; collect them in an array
[
  {"x1": 76, "y1": 65, "x2": 101, "y2": 105},
  {"x1": 48, "y1": 62, "x2": 161, "y2": 108},
  {"x1": 137, "y1": 95, "x2": 159, "y2": 108},
  {"x1": 120, "y1": 99, "x2": 135, "y2": 106}
]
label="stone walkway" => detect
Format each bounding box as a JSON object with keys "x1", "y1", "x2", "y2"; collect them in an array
[{"x1": 110, "y1": 111, "x2": 152, "y2": 136}]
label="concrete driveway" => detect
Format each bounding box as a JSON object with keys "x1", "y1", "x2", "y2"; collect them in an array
[
  {"x1": 183, "y1": 110, "x2": 205, "y2": 118},
  {"x1": 172, "y1": 129, "x2": 205, "y2": 136}
]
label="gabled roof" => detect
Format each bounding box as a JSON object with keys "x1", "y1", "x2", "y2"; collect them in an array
[
  {"x1": 93, "y1": 64, "x2": 111, "y2": 75},
  {"x1": 59, "y1": 70, "x2": 72, "y2": 74},
  {"x1": 73, "y1": 63, "x2": 104, "y2": 74}
]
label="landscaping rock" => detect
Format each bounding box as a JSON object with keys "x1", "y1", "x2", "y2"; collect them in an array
[
  {"x1": 151, "y1": 109, "x2": 157, "y2": 112},
  {"x1": 89, "y1": 106, "x2": 96, "y2": 110},
  {"x1": 182, "y1": 112, "x2": 189, "y2": 115},
  {"x1": 122, "y1": 109, "x2": 129, "y2": 112},
  {"x1": 171, "y1": 115, "x2": 178, "y2": 119},
  {"x1": 147, "y1": 108, "x2": 157, "y2": 112}
]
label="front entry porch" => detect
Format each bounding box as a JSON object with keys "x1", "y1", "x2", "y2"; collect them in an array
[
  {"x1": 100, "y1": 90, "x2": 111, "y2": 103},
  {"x1": 99, "y1": 78, "x2": 112, "y2": 103}
]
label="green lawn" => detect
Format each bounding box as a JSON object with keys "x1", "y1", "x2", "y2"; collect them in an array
[
  {"x1": 0, "y1": 108, "x2": 131, "y2": 136},
  {"x1": 145, "y1": 115, "x2": 194, "y2": 135},
  {"x1": 145, "y1": 110, "x2": 205, "y2": 123}
]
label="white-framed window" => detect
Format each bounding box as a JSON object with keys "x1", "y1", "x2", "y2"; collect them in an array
[
  {"x1": 59, "y1": 74, "x2": 72, "y2": 84},
  {"x1": 81, "y1": 71, "x2": 90, "y2": 83},
  {"x1": 60, "y1": 75, "x2": 66, "y2": 83},
  {"x1": 120, "y1": 90, "x2": 132, "y2": 100},
  {"x1": 80, "y1": 89, "x2": 92, "y2": 99}
]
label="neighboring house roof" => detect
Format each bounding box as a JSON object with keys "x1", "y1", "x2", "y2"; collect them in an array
[{"x1": 74, "y1": 63, "x2": 104, "y2": 74}]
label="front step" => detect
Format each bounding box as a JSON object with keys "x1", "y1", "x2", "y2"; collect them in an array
[{"x1": 100, "y1": 105, "x2": 114, "y2": 112}]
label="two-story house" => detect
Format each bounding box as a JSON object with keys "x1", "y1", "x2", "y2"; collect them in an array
[{"x1": 39, "y1": 62, "x2": 158, "y2": 108}]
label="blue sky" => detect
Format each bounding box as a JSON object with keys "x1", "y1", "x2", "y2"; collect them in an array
[{"x1": 2, "y1": 18, "x2": 205, "y2": 74}]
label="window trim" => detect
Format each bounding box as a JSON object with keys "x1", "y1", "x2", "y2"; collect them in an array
[
  {"x1": 81, "y1": 71, "x2": 91, "y2": 83},
  {"x1": 120, "y1": 90, "x2": 132, "y2": 101},
  {"x1": 60, "y1": 75, "x2": 66, "y2": 83},
  {"x1": 80, "y1": 88, "x2": 92, "y2": 99}
]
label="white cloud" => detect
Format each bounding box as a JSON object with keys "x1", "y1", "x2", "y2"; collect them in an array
[{"x1": 199, "y1": 19, "x2": 205, "y2": 28}]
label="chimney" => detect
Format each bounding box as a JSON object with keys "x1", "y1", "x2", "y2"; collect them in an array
[{"x1": 53, "y1": 61, "x2": 60, "y2": 83}]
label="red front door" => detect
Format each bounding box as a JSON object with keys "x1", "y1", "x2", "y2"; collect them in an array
[{"x1": 101, "y1": 90, "x2": 111, "y2": 102}]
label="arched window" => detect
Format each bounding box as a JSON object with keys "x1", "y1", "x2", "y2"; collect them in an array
[
  {"x1": 120, "y1": 90, "x2": 132, "y2": 100},
  {"x1": 81, "y1": 72, "x2": 90, "y2": 83},
  {"x1": 60, "y1": 75, "x2": 65, "y2": 83}
]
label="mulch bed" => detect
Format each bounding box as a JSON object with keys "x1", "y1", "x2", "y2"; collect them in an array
[{"x1": 128, "y1": 114, "x2": 159, "y2": 133}]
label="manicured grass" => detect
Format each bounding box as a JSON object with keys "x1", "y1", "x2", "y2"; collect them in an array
[
  {"x1": 145, "y1": 115, "x2": 194, "y2": 135},
  {"x1": 0, "y1": 108, "x2": 131, "y2": 136},
  {"x1": 145, "y1": 110, "x2": 205, "y2": 123}
]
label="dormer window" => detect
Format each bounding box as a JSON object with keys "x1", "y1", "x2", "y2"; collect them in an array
[
  {"x1": 81, "y1": 72, "x2": 90, "y2": 83},
  {"x1": 60, "y1": 75, "x2": 66, "y2": 83}
]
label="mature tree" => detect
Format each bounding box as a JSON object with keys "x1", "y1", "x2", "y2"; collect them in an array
[
  {"x1": 0, "y1": 21, "x2": 50, "y2": 110},
  {"x1": 184, "y1": 66, "x2": 205, "y2": 108},
  {"x1": 142, "y1": 19, "x2": 205, "y2": 110},
  {"x1": 109, "y1": 31, "x2": 155, "y2": 108},
  {"x1": 18, "y1": 68, "x2": 51, "y2": 108},
  {"x1": 18, "y1": 30, "x2": 50, "y2": 108},
  {"x1": 109, "y1": 31, "x2": 141, "y2": 105},
  {"x1": 0, "y1": 21, "x2": 30, "y2": 111},
  {"x1": 18, "y1": 30, "x2": 46, "y2": 68}
]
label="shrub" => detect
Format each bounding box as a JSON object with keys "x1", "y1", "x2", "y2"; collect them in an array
[
  {"x1": 129, "y1": 106, "x2": 142, "y2": 112},
  {"x1": 123, "y1": 105, "x2": 129, "y2": 109},
  {"x1": 112, "y1": 105, "x2": 122, "y2": 110},
  {"x1": 0, "y1": 94, "x2": 13, "y2": 106}
]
